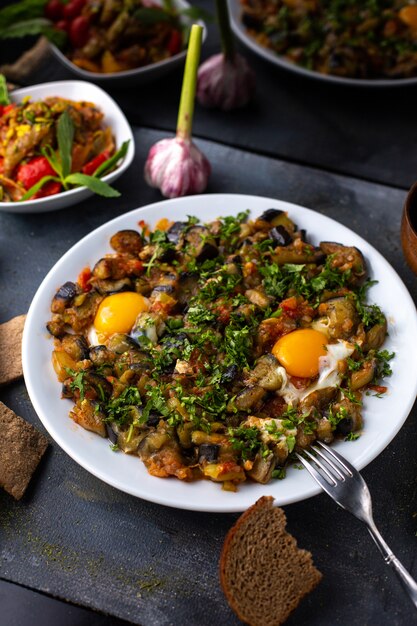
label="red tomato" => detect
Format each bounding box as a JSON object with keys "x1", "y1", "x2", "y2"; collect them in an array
[
  {"x1": 63, "y1": 0, "x2": 86, "y2": 20},
  {"x1": 0, "y1": 157, "x2": 3, "y2": 174},
  {"x1": 81, "y1": 149, "x2": 111, "y2": 176},
  {"x1": 69, "y1": 15, "x2": 90, "y2": 48},
  {"x1": 16, "y1": 156, "x2": 56, "y2": 190},
  {"x1": 77, "y1": 266, "x2": 92, "y2": 292},
  {"x1": 55, "y1": 19, "x2": 70, "y2": 32},
  {"x1": 167, "y1": 30, "x2": 182, "y2": 56},
  {"x1": 45, "y1": 0, "x2": 64, "y2": 21},
  {"x1": 33, "y1": 181, "x2": 62, "y2": 199}
]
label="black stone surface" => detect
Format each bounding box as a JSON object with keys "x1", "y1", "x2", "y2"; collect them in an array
[
  {"x1": 1, "y1": 128, "x2": 417, "y2": 626},
  {"x1": 13, "y1": 0, "x2": 417, "y2": 191}
]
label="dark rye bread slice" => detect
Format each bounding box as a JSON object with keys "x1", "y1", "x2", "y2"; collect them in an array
[
  {"x1": 0, "y1": 314, "x2": 26, "y2": 386},
  {"x1": 0, "y1": 401, "x2": 48, "y2": 499},
  {"x1": 220, "y1": 496, "x2": 322, "y2": 626}
]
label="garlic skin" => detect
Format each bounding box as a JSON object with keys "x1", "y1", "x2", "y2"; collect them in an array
[
  {"x1": 197, "y1": 53, "x2": 255, "y2": 111},
  {"x1": 144, "y1": 137, "x2": 211, "y2": 199}
]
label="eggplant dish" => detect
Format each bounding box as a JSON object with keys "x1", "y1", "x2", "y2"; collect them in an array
[
  {"x1": 47, "y1": 210, "x2": 393, "y2": 490},
  {"x1": 240, "y1": 0, "x2": 417, "y2": 80}
]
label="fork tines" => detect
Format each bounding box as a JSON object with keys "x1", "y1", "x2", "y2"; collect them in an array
[{"x1": 296, "y1": 441, "x2": 354, "y2": 487}]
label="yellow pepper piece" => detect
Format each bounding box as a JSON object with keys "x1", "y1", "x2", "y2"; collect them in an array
[{"x1": 399, "y1": 5, "x2": 417, "y2": 28}]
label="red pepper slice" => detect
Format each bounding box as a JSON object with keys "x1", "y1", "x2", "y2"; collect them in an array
[
  {"x1": 167, "y1": 30, "x2": 182, "y2": 56},
  {"x1": 82, "y1": 149, "x2": 111, "y2": 176},
  {"x1": 33, "y1": 181, "x2": 62, "y2": 199},
  {"x1": 17, "y1": 156, "x2": 56, "y2": 190}
]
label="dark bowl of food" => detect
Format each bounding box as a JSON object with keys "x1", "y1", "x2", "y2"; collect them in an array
[
  {"x1": 401, "y1": 181, "x2": 417, "y2": 274},
  {"x1": 228, "y1": 0, "x2": 417, "y2": 86},
  {"x1": 48, "y1": 0, "x2": 206, "y2": 86}
]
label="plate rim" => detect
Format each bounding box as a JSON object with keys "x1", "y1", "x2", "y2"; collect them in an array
[
  {"x1": 227, "y1": 0, "x2": 417, "y2": 88},
  {"x1": 22, "y1": 193, "x2": 417, "y2": 512}
]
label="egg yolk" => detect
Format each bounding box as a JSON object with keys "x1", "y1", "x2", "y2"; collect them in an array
[
  {"x1": 272, "y1": 329, "x2": 329, "y2": 378},
  {"x1": 94, "y1": 292, "x2": 148, "y2": 337}
]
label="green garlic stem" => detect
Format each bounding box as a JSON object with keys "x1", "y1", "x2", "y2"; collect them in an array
[
  {"x1": 176, "y1": 24, "x2": 203, "y2": 140},
  {"x1": 216, "y1": 0, "x2": 235, "y2": 61}
]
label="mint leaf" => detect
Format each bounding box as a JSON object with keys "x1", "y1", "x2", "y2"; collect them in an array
[
  {"x1": 0, "y1": 0, "x2": 46, "y2": 29},
  {"x1": 65, "y1": 173, "x2": 120, "y2": 197},
  {"x1": 0, "y1": 74, "x2": 9, "y2": 105},
  {"x1": 93, "y1": 140, "x2": 130, "y2": 178},
  {"x1": 41, "y1": 145, "x2": 62, "y2": 179},
  {"x1": 20, "y1": 175, "x2": 59, "y2": 201},
  {"x1": 57, "y1": 110, "x2": 74, "y2": 179}
]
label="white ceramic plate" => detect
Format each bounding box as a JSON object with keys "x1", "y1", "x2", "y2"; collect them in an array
[
  {"x1": 23, "y1": 194, "x2": 417, "y2": 512},
  {"x1": 0, "y1": 81, "x2": 135, "y2": 214},
  {"x1": 50, "y1": 0, "x2": 206, "y2": 87},
  {"x1": 228, "y1": 0, "x2": 417, "y2": 87}
]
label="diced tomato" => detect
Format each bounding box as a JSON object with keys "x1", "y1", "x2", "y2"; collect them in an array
[
  {"x1": 167, "y1": 30, "x2": 182, "y2": 56},
  {"x1": 17, "y1": 156, "x2": 56, "y2": 190},
  {"x1": 1, "y1": 104, "x2": 15, "y2": 117},
  {"x1": 289, "y1": 375, "x2": 311, "y2": 389},
  {"x1": 45, "y1": 0, "x2": 64, "y2": 21},
  {"x1": 0, "y1": 157, "x2": 3, "y2": 174},
  {"x1": 367, "y1": 384, "x2": 388, "y2": 394},
  {"x1": 81, "y1": 149, "x2": 111, "y2": 176},
  {"x1": 69, "y1": 15, "x2": 90, "y2": 49},
  {"x1": 63, "y1": 0, "x2": 86, "y2": 20},
  {"x1": 77, "y1": 266, "x2": 92, "y2": 292},
  {"x1": 55, "y1": 19, "x2": 70, "y2": 32},
  {"x1": 33, "y1": 181, "x2": 62, "y2": 199}
]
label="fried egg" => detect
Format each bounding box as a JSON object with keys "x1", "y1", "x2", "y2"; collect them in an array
[
  {"x1": 272, "y1": 328, "x2": 329, "y2": 378},
  {"x1": 89, "y1": 292, "x2": 149, "y2": 345},
  {"x1": 275, "y1": 339, "x2": 355, "y2": 406}
]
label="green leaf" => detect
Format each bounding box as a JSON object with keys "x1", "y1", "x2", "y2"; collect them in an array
[
  {"x1": 57, "y1": 110, "x2": 74, "y2": 179},
  {"x1": 65, "y1": 173, "x2": 121, "y2": 197},
  {"x1": 93, "y1": 140, "x2": 130, "y2": 178},
  {"x1": 0, "y1": 74, "x2": 10, "y2": 105},
  {"x1": 180, "y1": 7, "x2": 214, "y2": 22},
  {"x1": 20, "y1": 175, "x2": 59, "y2": 201},
  {"x1": 41, "y1": 145, "x2": 63, "y2": 179},
  {"x1": 0, "y1": 17, "x2": 48, "y2": 39},
  {"x1": 0, "y1": 0, "x2": 46, "y2": 29}
]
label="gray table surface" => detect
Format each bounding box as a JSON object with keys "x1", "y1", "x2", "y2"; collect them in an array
[{"x1": 1, "y1": 1, "x2": 417, "y2": 624}]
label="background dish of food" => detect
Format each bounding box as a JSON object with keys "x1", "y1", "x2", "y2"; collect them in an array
[
  {"x1": 50, "y1": 0, "x2": 206, "y2": 86},
  {"x1": 228, "y1": 0, "x2": 417, "y2": 87},
  {"x1": 22, "y1": 194, "x2": 417, "y2": 512},
  {"x1": 0, "y1": 80, "x2": 134, "y2": 214}
]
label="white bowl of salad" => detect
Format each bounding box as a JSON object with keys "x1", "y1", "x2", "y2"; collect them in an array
[{"x1": 0, "y1": 79, "x2": 135, "y2": 214}]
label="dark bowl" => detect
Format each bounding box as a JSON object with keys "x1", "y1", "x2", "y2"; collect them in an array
[{"x1": 402, "y1": 181, "x2": 417, "y2": 275}]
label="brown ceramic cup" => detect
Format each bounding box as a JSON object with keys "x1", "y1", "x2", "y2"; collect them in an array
[{"x1": 402, "y1": 181, "x2": 417, "y2": 275}]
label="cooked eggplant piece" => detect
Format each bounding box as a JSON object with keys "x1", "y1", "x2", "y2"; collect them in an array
[
  {"x1": 52, "y1": 350, "x2": 77, "y2": 382},
  {"x1": 182, "y1": 225, "x2": 218, "y2": 261},
  {"x1": 319, "y1": 297, "x2": 358, "y2": 339},
  {"x1": 110, "y1": 230, "x2": 142, "y2": 255},
  {"x1": 177, "y1": 272, "x2": 199, "y2": 306},
  {"x1": 147, "y1": 413, "x2": 161, "y2": 428},
  {"x1": 257, "y1": 209, "x2": 296, "y2": 233},
  {"x1": 51, "y1": 281, "x2": 79, "y2": 314},
  {"x1": 89, "y1": 345, "x2": 114, "y2": 365},
  {"x1": 364, "y1": 319, "x2": 387, "y2": 350},
  {"x1": 316, "y1": 418, "x2": 334, "y2": 443},
  {"x1": 63, "y1": 291, "x2": 103, "y2": 333},
  {"x1": 94, "y1": 278, "x2": 132, "y2": 294},
  {"x1": 118, "y1": 425, "x2": 149, "y2": 454},
  {"x1": 299, "y1": 387, "x2": 338, "y2": 413},
  {"x1": 221, "y1": 364, "x2": 239, "y2": 385},
  {"x1": 269, "y1": 225, "x2": 293, "y2": 246},
  {"x1": 46, "y1": 318, "x2": 66, "y2": 337},
  {"x1": 107, "y1": 333, "x2": 139, "y2": 354},
  {"x1": 350, "y1": 359, "x2": 377, "y2": 390},
  {"x1": 61, "y1": 334, "x2": 89, "y2": 361},
  {"x1": 247, "y1": 452, "x2": 276, "y2": 484},
  {"x1": 333, "y1": 395, "x2": 363, "y2": 434},
  {"x1": 70, "y1": 399, "x2": 106, "y2": 437},
  {"x1": 106, "y1": 423, "x2": 118, "y2": 445},
  {"x1": 227, "y1": 385, "x2": 266, "y2": 412},
  {"x1": 84, "y1": 372, "x2": 113, "y2": 399},
  {"x1": 152, "y1": 284, "x2": 176, "y2": 295},
  {"x1": 92, "y1": 258, "x2": 112, "y2": 280},
  {"x1": 320, "y1": 242, "x2": 366, "y2": 285},
  {"x1": 167, "y1": 221, "x2": 187, "y2": 244},
  {"x1": 198, "y1": 443, "x2": 220, "y2": 463},
  {"x1": 245, "y1": 288, "x2": 270, "y2": 308},
  {"x1": 272, "y1": 243, "x2": 324, "y2": 265},
  {"x1": 245, "y1": 354, "x2": 283, "y2": 391}
]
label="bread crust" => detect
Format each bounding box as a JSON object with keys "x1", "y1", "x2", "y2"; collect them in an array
[
  {"x1": 220, "y1": 496, "x2": 322, "y2": 626},
  {"x1": 0, "y1": 314, "x2": 26, "y2": 386}
]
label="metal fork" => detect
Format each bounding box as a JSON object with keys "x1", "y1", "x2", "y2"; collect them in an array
[{"x1": 296, "y1": 441, "x2": 417, "y2": 608}]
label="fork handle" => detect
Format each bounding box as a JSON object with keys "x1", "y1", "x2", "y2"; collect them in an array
[{"x1": 367, "y1": 521, "x2": 417, "y2": 608}]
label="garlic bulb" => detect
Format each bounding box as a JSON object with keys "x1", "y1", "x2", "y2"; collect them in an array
[
  {"x1": 144, "y1": 24, "x2": 211, "y2": 198},
  {"x1": 197, "y1": 52, "x2": 255, "y2": 111},
  {"x1": 144, "y1": 137, "x2": 210, "y2": 199}
]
